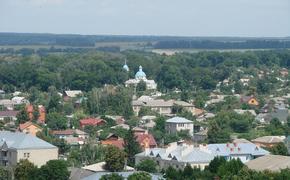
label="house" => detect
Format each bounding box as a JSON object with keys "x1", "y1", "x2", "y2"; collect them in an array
[
  {"x1": 82, "y1": 161, "x2": 134, "y2": 173},
  {"x1": 193, "y1": 129, "x2": 208, "y2": 142},
  {"x1": 52, "y1": 129, "x2": 88, "y2": 139},
  {"x1": 241, "y1": 96, "x2": 259, "y2": 106},
  {"x1": 280, "y1": 68, "x2": 288, "y2": 77},
  {"x1": 63, "y1": 90, "x2": 82, "y2": 101},
  {"x1": 0, "y1": 110, "x2": 19, "y2": 121},
  {"x1": 246, "y1": 155, "x2": 290, "y2": 172},
  {"x1": 234, "y1": 109, "x2": 257, "y2": 116},
  {"x1": 18, "y1": 121, "x2": 43, "y2": 136},
  {"x1": 208, "y1": 142, "x2": 269, "y2": 163},
  {"x1": 135, "y1": 142, "x2": 215, "y2": 170},
  {"x1": 251, "y1": 136, "x2": 285, "y2": 148},
  {"x1": 135, "y1": 132, "x2": 157, "y2": 149},
  {"x1": 0, "y1": 131, "x2": 58, "y2": 167},
  {"x1": 52, "y1": 129, "x2": 88, "y2": 146},
  {"x1": 240, "y1": 78, "x2": 250, "y2": 86},
  {"x1": 26, "y1": 105, "x2": 46, "y2": 124},
  {"x1": 11, "y1": 96, "x2": 29, "y2": 105},
  {"x1": 132, "y1": 99, "x2": 195, "y2": 116},
  {"x1": 79, "y1": 118, "x2": 106, "y2": 129},
  {"x1": 100, "y1": 133, "x2": 124, "y2": 149},
  {"x1": 140, "y1": 116, "x2": 156, "y2": 129},
  {"x1": 270, "y1": 103, "x2": 289, "y2": 124},
  {"x1": 110, "y1": 124, "x2": 130, "y2": 130},
  {"x1": 0, "y1": 99, "x2": 14, "y2": 110},
  {"x1": 166, "y1": 117, "x2": 194, "y2": 136}
]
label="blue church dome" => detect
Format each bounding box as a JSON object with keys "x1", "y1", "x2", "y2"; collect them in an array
[
  {"x1": 135, "y1": 66, "x2": 146, "y2": 79},
  {"x1": 123, "y1": 64, "x2": 129, "y2": 71}
]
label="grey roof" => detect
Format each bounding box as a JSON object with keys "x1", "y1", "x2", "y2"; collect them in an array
[
  {"x1": 0, "y1": 131, "x2": 57, "y2": 150},
  {"x1": 166, "y1": 117, "x2": 193, "y2": 123},
  {"x1": 82, "y1": 171, "x2": 164, "y2": 180},
  {"x1": 246, "y1": 155, "x2": 290, "y2": 172},
  {"x1": 207, "y1": 143, "x2": 269, "y2": 157},
  {"x1": 136, "y1": 144, "x2": 214, "y2": 164}
]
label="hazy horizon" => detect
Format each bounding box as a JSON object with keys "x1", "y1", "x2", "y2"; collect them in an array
[{"x1": 1, "y1": 0, "x2": 290, "y2": 37}]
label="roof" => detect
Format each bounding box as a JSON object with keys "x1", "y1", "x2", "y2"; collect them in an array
[
  {"x1": 135, "y1": 65, "x2": 146, "y2": 79},
  {"x1": 69, "y1": 167, "x2": 95, "y2": 180},
  {"x1": 0, "y1": 131, "x2": 57, "y2": 150},
  {"x1": 166, "y1": 117, "x2": 193, "y2": 124},
  {"x1": 80, "y1": 118, "x2": 106, "y2": 126},
  {"x1": 136, "y1": 142, "x2": 214, "y2": 164},
  {"x1": 82, "y1": 171, "x2": 163, "y2": 180},
  {"x1": 52, "y1": 129, "x2": 87, "y2": 136},
  {"x1": 19, "y1": 121, "x2": 42, "y2": 131},
  {"x1": 232, "y1": 138, "x2": 252, "y2": 144},
  {"x1": 135, "y1": 133, "x2": 157, "y2": 148},
  {"x1": 0, "y1": 110, "x2": 19, "y2": 117},
  {"x1": 251, "y1": 136, "x2": 285, "y2": 144},
  {"x1": 0, "y1": 99, "x2": 13, "y2": 105},
  {"x1": 64, "y1": 90, "x2": 82, "y2": 98},
  {"x1": 101, "y1": 139, "x2": 124, "y2": 149},
  {"x1": 246, "y1": 155, "x2": 290, "y2": 172},
  {"x1": 82, "y1": 162, "x2": 134, "y2": 172},
  {"x1": 241, "y1": 96, "x2": 256, "y2": 103},
  {"x1": 207, "y1": 143, "x2": 269, "y2": 157}
]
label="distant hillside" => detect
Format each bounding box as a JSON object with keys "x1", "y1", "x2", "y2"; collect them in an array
[{"x1": 0, "y1": 32, "x2": 290, "y2": 49}]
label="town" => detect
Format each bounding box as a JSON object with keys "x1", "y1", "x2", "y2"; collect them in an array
[
  {"x1": 0, "y1": 46, "x2": 289, "y2": 179},
  {"x1": 1, "y1": 0, "x2": 290, "y2": 179}
]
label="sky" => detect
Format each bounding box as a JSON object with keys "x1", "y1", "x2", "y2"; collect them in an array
[{"x1": 0, "y1": 0, "x2": 289, "y2": 37}]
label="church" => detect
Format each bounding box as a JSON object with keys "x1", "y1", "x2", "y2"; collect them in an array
[{"x1": 123, "y1": 62, "x2": 157, "y2": 90}]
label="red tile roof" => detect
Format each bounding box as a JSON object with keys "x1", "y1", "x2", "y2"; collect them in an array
[
  {"x1": 19, "y1": 121, "x2": 41, "y2": 131},
  {"x1": 52, "y1": 129, "x2": 75, "y2": 136},
  {"x1": 101, "y1": 139, "x2": 124, "y2": 149},
  {"x1": 135, "y1": 133, "x2": 157, "y2": 149},
  {"x1": 80, "y1": 118, "x2": 106, "y2": 127}
]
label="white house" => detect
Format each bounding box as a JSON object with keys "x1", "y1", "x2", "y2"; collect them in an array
[{"x1": 166, "y1": 117, "x2": 194, "y2": 136}]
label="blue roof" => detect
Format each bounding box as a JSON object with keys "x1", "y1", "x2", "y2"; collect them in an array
[
  {"x1": 0, "y1": 131, "x2": 57, "y2": 150},
  {"x1": 123, "y1": 64, "x2": 129, "y2": 71},
  {"x1": 166, "y1": 117, "x2": 193, "y2": 123},
  {"x1": 135, "y1": 66, "x2": 146, "y2": 79}
]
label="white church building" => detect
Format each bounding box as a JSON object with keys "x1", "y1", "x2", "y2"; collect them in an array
[{"x1": 124, "y1": 64, "x2": 157, "y2": 90}]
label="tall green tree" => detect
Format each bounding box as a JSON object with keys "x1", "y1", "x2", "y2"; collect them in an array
[
  {"x1": 38, "y1": 160, "x2": 69, "y2": 180},
  {"x1": 14, "y1": 159, "x2": 38, "y2": 180},
  {"x1": 104, "y1": 146, "x2": 126, "y2": 172},
  {"x1": 136, "y1": 159, "x2": 157, "y2": 173},
  {"x1": 46, "y1": 112, "x2": 67, "y2": 130},
  {"x1": 124, "y1": 127, "x2": 141, "y2": 166}
]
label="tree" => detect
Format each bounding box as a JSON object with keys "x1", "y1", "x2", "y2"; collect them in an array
[
  {"x1": 207, "y1": 121, "x2": 230, "y2": 143},
  {"x1": 136, "y1": 159, "x2": 157, "y2": 173},
  {"x1": 217, "y1": 159, "x2": 244, "y2": 178},
  {"x1": 207, "y1": 156, "x2": 226, "y2": 174},
  {"x1": 136, "y1": 80, "x2": 146, "y2": 92},
  {"x1": 0, "y1": 166, "x2": 11, "y2": 180},
  {"x1": 46, "y1": 112, "x2": 67, "y2": 130},
  {"x1": 16, "y1": 106, "x2": 29, "y2": 124},
  {"x1": 38, "y1": 160, "x2": 69, "y2": 180},
  {"x1": 14, "y1": 159, "x2": 38, "y2": 180},
  {"x1": 124, "y1": 127, "x2": 141, "y2": 166},
  {"x1": 127, "y1": 172, "x2": 152, "y2": 180},
  {"x1": 100, "y1": 173, "x2": 124, "y2": 180},
  {"x1": 104, "y1": 146, "x2": 126, "y2": 172},
  {"x1": 47, "y1": 86, "x2": 61, "y2": 113},
  {"x1": 164, "y1": 166, "x2": 179, "y2": 180},
  {"x1": 267, "y1": 142, "x2": 288, "y2": 156}
]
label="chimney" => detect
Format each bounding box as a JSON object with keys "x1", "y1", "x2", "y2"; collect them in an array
[
  {"x1": 226, "y1": 143, "x2": 230, "y2": 148},
  {"x1": 230, "y1": 148, "x2": 233, "y2": 152},
  {"x1": 238, "y1": 147, "x2": 241, "y2": 151},
  {"x1": 233, "y1": 142, "x2": 237, "y2": 147}
]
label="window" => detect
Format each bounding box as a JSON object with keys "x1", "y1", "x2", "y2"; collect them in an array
[{"x1": 24, "y1": 153, "x2": 30, "y2": 158}]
